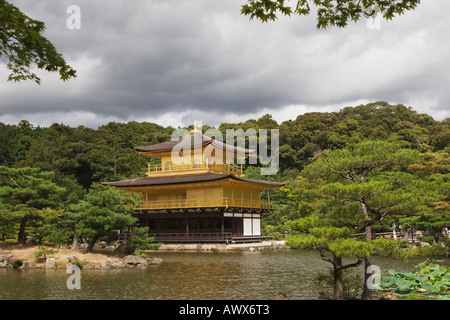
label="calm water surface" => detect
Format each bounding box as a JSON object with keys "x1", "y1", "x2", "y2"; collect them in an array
[{"x1": 0, "y1": 250, "x2": 447, "y2": 300}]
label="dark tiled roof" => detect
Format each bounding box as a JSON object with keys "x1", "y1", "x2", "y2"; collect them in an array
[
  {"x1": 102, "y1": 172, "x2": 285, "y2": 188},
  {"x1": 134, "y1": 132, "x2": 254, "y2": 155}
]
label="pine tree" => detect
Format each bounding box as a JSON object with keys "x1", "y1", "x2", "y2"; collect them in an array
[
  {"x1": 67, "y1": 183, "x2": 137, "y2": 252},
  {"x1": 292, "y1": 141, "x2": 445, "y2": 299},
  {"x1": 0, "y1": 166, "x2": 65, "y2": 244}
]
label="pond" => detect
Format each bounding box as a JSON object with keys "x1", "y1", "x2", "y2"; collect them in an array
[{"x1": 0, "y1": 249, "x2": 447, "y2": 300}]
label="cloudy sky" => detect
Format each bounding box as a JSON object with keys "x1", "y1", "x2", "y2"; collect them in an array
[{"x1": 1, "y1": 0, "x2": 449, "y2": 129}]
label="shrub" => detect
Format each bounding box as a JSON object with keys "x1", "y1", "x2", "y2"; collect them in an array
[
  {"x1": 124, "y1": 227, "x2": 155, "y2": 254},
  {"x1": 146, "y1": 242, "x2": 163, "y2": 250},
  {"x1": 135, "y1": 251, "x2": 148, "y2": 259},
  {"x1": 406, "y1": 243, "x2": 448, "y2": 257},
  {"x1": 12, "y1": 259, "x2": 24, "y2": 269},
  {"x1": 34, "y1": 245, "x2": 58, "y2": 260},
  {"x1": 71, "y1": 259, "x2": 88, "y2": 269},
  {"x1": 418, "y1": 235, "x2": 435, "y2": 245},
  {"x1": 271, "y1": 232, "x2": 283, "y2": 240}
]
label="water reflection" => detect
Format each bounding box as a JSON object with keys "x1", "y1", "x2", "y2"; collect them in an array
[{"x1": 0, "y1": 250, "x2": 447, "y2": 300}]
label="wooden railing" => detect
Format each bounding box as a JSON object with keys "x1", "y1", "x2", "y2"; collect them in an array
[
  {"x1": 147, "y1": 163, "x2": 243, "y2": 176},
  {"x1": 133, "y1": 197, "x2": 274, "y2": 210},
  {"x1": 119, "y1": 232, "x2": 272, "y2": 243},
  {"x1": 148, "y1": 232, "x2": 233, "y2": 242}
]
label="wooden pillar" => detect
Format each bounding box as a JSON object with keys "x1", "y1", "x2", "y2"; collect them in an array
[{"x1": 221, "y1": 215, "x2": 224, "y2": 235}]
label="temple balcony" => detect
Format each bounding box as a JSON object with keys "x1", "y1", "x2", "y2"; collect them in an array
[
  {"x1": 132, "y1": 197, "x2": 274, "y2": 211},
  {"x1": 147, "y1": 163, "x2": 244, "y2": 177}
]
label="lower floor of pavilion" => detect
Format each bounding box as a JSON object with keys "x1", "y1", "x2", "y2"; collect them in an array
[{"x1": 127, "y1": 208, "x2": 272, "y2": 243}]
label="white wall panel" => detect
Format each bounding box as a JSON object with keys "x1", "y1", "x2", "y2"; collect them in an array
[
  {"x1": 253, "y1": 219, "x2": 261, "y2": 236},
  {"x1": 243, "y1": 218, "x2": 252, "y2": 236}
]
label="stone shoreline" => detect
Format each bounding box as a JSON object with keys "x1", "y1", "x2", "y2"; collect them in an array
[
  {"x1": 152, "y1": 240, "x2": 289, "y2": 252},
  {"x1": 0, "y1": 244, "x2": 162, "y2": 270},
  {"x1": 0, "y1": 240, "x2": 288, "y2": 270},
  {"x1": 0, "y1": 251, "x2": 162, "y2": 270}
]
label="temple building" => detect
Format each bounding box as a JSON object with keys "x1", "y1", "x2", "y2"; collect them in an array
[{"x1": 103, "y1": 126, "x2": 285, "y2": 243}]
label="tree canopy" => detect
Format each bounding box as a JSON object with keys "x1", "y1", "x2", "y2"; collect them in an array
[
  {"x1": 288, "y1": 140, "x2": 447, "y2": 299},
  {"x1": 0, "y1": 0, "x2": 76, "y2": 83},
  {"x1": 66, "y1": 183, "x2": 137, "y2": 252},
  {"x1": 0, "y1": 166, "x2": 65, "y2": 243},
  {"x1": 241, "y1": 0, "x2": 421, "y2": 28}
]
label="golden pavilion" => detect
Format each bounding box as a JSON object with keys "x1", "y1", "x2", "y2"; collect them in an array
[{"x1": 103, "y1": 127, "x2": 285, "y2": 243}]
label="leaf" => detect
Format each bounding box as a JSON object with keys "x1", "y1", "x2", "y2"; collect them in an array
[
  {"x1": 416, "y1": 276, "x2": 427, "y2": 283},
  {"x1": 435, "y1": 280, "x2": 445, "y2": 289},
  {"x1": 395, "y1": 278, "x2": 412, "y2": 291},
  {"x1": 435, "y1": 267, "x2": 446, "y2": 275},
  {"x1": 430, "y1": 285, "x2": 440, "y2": 293},
  {"x1": 388, "y1": 269, "x2": 398, "y2": 276},
  {"x1": 381, "y1": 276, "x2": 395, "y2": 288},
  {"x1": 421, "y1": 282, "x2": 432, "y2": 290}
]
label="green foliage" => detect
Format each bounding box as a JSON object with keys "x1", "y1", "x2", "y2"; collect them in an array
[
  {"x1": 11, "y1": 259, "x2": 23, "y2": 269},
  {"x1": 303, "y1": 140, "x2": 421, "y2": 182},
  {"x1": 316, "y1": 268, "x2": 363, "y2": 300},
  {"x1": 270, "y1": 231, "x2": 283, "y2": 240},
  {"x1": 70, "y1": 259, "x2": 88, "y2": 269},
  {"x1": 34, "y1": 245, "x2": 58, "y2": 259},
  {"x1": 286, "y1": 215, "x2": 373, "y2": 300},
  {"x1": 0, "y1": 101, "x2": 447, "y2": 255},
  {"x1": 145, "y1": 242, "x2": 163, "y2": 250},
  {"x1": 0, "y1": 0, "x2": 76, "y2": 83},
  {"x1": 241, "y1": 0, "x2": 422, "y2": 28},
  {"x1": 328, "y1": 238, "x2": 373, "y2": 258},
  {"x1": 371, "y1": 238, "x2": 407, "y2": 259},
  {"x1": 301, "y1": 140, "x2": 446, "y2": 235},
  {"x1": 29, "y1": 208, "x2": 64, "y2": 244},
  {"x1": 263, "y1": 175, "x2": 324, "y2": 236},
  {"x1": 286, "y1": 137, "x2": 447, "y2": 300},
  {"x1": 66, "y1": 183, "x2": 137, "y2": 251},
  {"x1": 401, "y1": 213, "x2": 450, "y2": 243},
  {"x1": 135, "y1": 251, "x2": 148, "y2": 259},
  {"x1": 405, "y1": 243, "x2": 449, "y2": 258},
  {"x1": 286, "y1": 216, "x2": 373, "y2": 259},
  {"x1": 418, "y1": 235, "x2": 435, "y2": 245},
  {"x1": 0, "y1": 166, "x2": 65, "y2": 243},
  {"x1": 380, "y1": 260, "x2": 450, "y2": 299},
  {"x1": 124, "y1": 227, "x2": 155, "y2": 254},
  {"x1": 286, "y1": 233, "x2": 323, "y2": 249}
]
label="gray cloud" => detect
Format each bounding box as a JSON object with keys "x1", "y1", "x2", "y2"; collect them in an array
[{"x1": 0, "y1": 0, "x2": 449, "y2": 128}]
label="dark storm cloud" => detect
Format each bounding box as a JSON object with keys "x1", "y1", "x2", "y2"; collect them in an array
[{"x1": 0, "y1": 0, "x2": 449, "y2": 128}]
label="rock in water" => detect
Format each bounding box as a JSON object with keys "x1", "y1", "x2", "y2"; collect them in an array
[
  {"x1": 46, "y1": 258, "x2": 56, "y2": 269},
  {"x1": 103, "y1": 258, "x2": 123, "y2": 269},
  {"x1": 123, "y1": 255, "x2": 147, "y2": 266},
  {"x1": 272, "y1": 292, "x2": 289, "y2": 300},
  {"x1": 146, "y1": 257, "x2": 162, "y2": 265},
  {"x1": 67, "y1": 255, "x2": 80, "y2": 263}
]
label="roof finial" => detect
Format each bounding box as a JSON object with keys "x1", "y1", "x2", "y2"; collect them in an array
[{"x1": 192, "y1": 120, "x2": 202, "y2": 133}]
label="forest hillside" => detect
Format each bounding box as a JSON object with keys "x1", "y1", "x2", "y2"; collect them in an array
[{"x1": 0, "y1": 101, "x2": 448, "y2": 247}]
